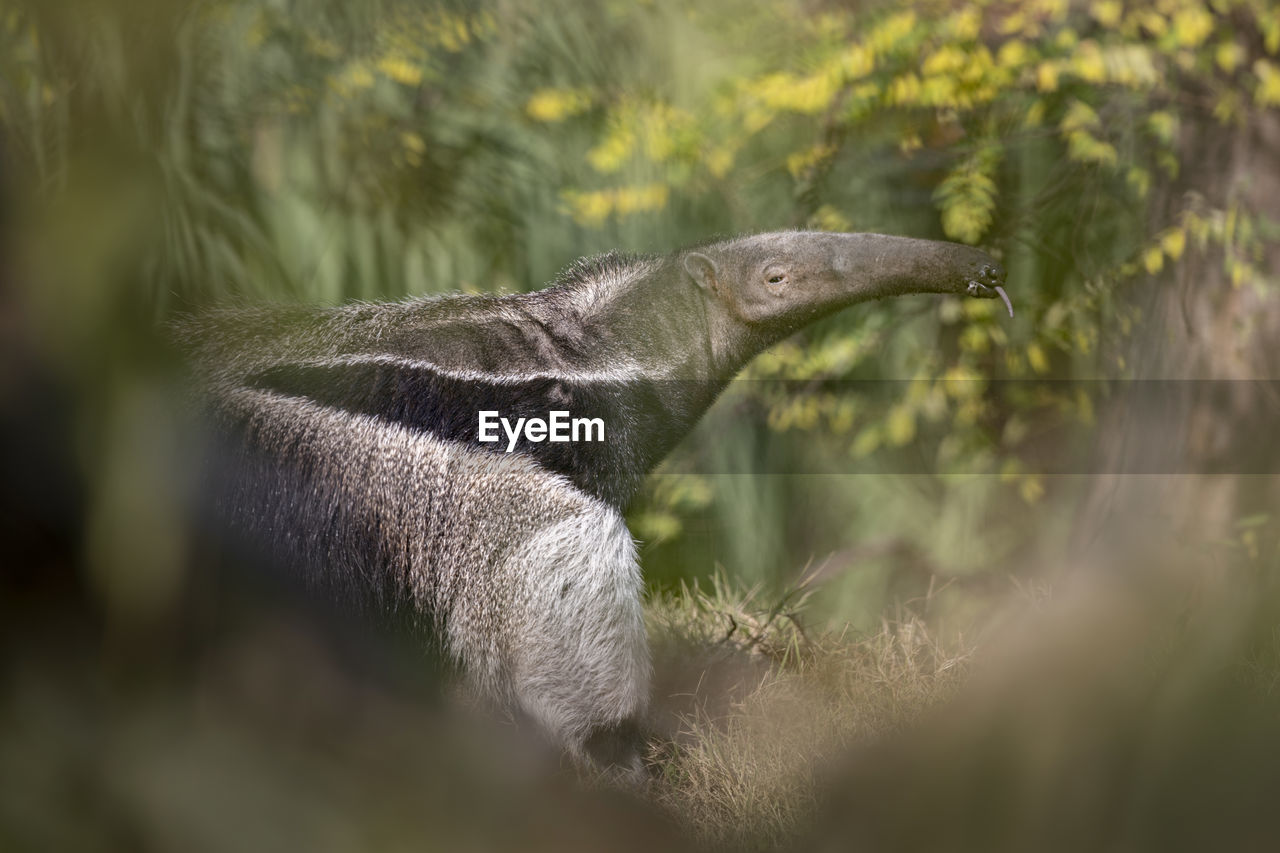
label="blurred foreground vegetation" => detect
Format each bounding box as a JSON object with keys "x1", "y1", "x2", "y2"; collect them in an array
[
  {"x1": 5, "y1": 561, "x2": 1279, "y2": 851},
  {"x1": 2, "y1": 0, "x2": 1280, "y2": 849}
]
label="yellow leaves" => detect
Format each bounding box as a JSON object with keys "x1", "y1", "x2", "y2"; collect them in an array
[
  {"x1": 1183, "y1": 210, "x2": 1210, "y2": 248},
  {"x1": 866, "y1": 10, "x2": 918, "y2": 55},
  {"x1": 245, "y1": 12, "x2": 269, "y2": 48},
  {"x1": 945, "y1": 7, "x2": 982, "y2": 42},
  {"x1": 526, "y1": 88, "x2": 591, "y2": 122},
  {"x1": 1160, "y1": 227, "x2": 1187, "y2": 261},
  {"x1": 1003, "y1": 414, "x2": 1030, "y2": 444},
  {"x1": 962, "y1": 44, "x2": 993, "y2": 83},
  {"x1": 706, "y1": 146, "x2": 736, "y2": 178},
  {"x1": 1213, "y1": 88, "x2": 1244, "y2": 123},
  {"x1": 561, "y1": 184, "x2": 668, "y2": 227},
  {"x1": 943, "y1": 365, "x2": 983, "y2": 396},
  {"x1": 1025, "y1": 99, "x2": 1047, "y2": 127},
  {"x1": 422, "y1": 9, "x2": 474, "y2": 53},
  {"x1": 1172, "y1": 6, "x2": 1214, "y2": 48},
  {"x1": 787, "y1": 144, "x2": 835, "y2": 178},
  {"x1": 1101, "y1": 44, "x2": 1158, "y2": 88},
  {"x1": 920, "y1": 74, "x2": 960, "y2": 106},
  {"x1": 749, "y1": 341, "x2": 804, "y2": 378},
  {"x1": 401, "y1": 132, "x2": 425, "y2": 152},
  {"x1": 852, "y1": 81, "x2": 880, "y2": 101},
  {"x1": 743, "y1": 107, "x2": 774, "y2": 134},
  {"x1": 1061, "y1": 100, "x2": 1117, "y2": 166},
  {"x1": 470, "y1": 9, "x2": 498, "y2": 41},
  {"x1": 1089, "y1": 0, "x2": 1123, "y2": 28},
  {"x1": 1071, "y1": 40, "x2": 1107, "y2": 83},
  {"x1": 306, "y1": 35, "x2": 342, "y2": 60},
  {"x1": 998, "y1": 459, "x2": 1044, "y2": 503},
  {"x1": 1147, "y1": 110, "x2": 1177, "y2": 144},
  {"x1": 587, "y1": 123, "x2": 635, "y2": 173},
  {"x1": 768, "y1": 395, "x2": 820, "y2": 432},
  {"x1": 753, "y1": 70, "x2": 840, "y2": 114},
  {"x1": 742, "y1": 42, "x2": 874, "y2": 123},
  {"x1": 837, "y1": 45, "x2": 875, "y2": 81},
  {"x1": 585, "y1": 100, "x2": 691, "y2": 171},
  {"x1": 346, "y1": 63, "x2": 375, "y2": 90},
  {"x1": 807, "y1": 12, "x2": 849, "y2": 41},
  {"x1": 888, "y1": 72, "x2": 922, "y2": 105},
  {"x1": 998, "y1": 39, "x2": 1030, "y2": 68},
  {"x1": 1035, "y1": 0, "x2": 1070, "y2": 22},
  {"x1": 1060, "y1": 99, "x2": 1099, "y2": 132},
  {"x1": 1022, "y1": 35, "x2": 1155, "y2": 91},
  {"x1": 1227, "y1": 256, "x2": 1252, "y2": 287},
  {"x1": 1027, "y1": 343, "x2": 1050, "y2": 374},
  {"x1": 851, "y1": 426, "x2": 882, "y2": 457},
  {"x1": 828, "y1": 398, "x2": 857, "y2": 434},
  {"x1": 913, "y1": 45, "x2": 998, "y2": 109},
  {"x1": 1020, "y1": 475, "x2": 1045, "y2": 504},
  {"x1": 885, "y1": 404, "x2": 917, "y2": 446},
  {"x1": 607, "y1": 184, "x2": 669, "y2": 216},
  {"x1": 400, "y1": 131, "x2": 425, "y2": 166},
  {"x1": 1127, "y1": 166, "x2": 1151, "y2": 198},
  {"x1": 377, "y1": 55, "x2": 422, "y2": 87},
  {"x1": 1134, "y1": 225, "x2": 1195, "y2": 282},
  {"x1": 1136, "y1": 9, "x2": 1168, "y2": 37},
  {"x1": 638, "y1": 103, "x2": 689, "y2": 163},
  {"x1": 563, "y1": 190, "x2": 612, "y2": 226},
  {"x1": 809, "y1": 204, "x2": 853, "y2": 233},
  {"x1": 960, "y1": 324, "x2": 991, "y2": 353},
  {"x1": 935, "y1": 144, "x2": 1002, "y2": 245},
  {"x1": 629, "y1": 511, "x2": 682, "y2": 544},
  {"x1": 1255, "y1": 60, "x2": 1280, "y2": 106},
  {"x1": 1000, "y1": 11, "x2": 1029, "y2": 36},
  {"x1": 1036, "y1": 61, "x2": 1060, "y2": 91},
  {"x1": 1216, "y1": 41, "x2": 1245, "y2": 73},
  {"x1": 1143, "y1": 245, "x2": 1164, "y2": 274},
  {"x1": 923, "y1": 45, "x2": 968, "y2": 76},
  {"x1": 1263, "y1": 14, "x2": 1280, "y2": 54}
]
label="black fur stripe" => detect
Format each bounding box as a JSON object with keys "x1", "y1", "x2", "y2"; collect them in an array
[{"x1": 245, "y1": 359, "x2": 703, "y2": 508}]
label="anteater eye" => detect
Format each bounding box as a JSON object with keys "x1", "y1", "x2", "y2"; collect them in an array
[{"x1": 766, "y1": 271, "x2": 787, "y2": 285}]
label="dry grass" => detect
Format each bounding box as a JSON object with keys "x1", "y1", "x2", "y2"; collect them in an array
[
  {"x1": 642, "y1": 573, "x2": 974, "y2": 850},
  {"x1": 632, "y1": 549, "x2": 1280, "y2": 853}
]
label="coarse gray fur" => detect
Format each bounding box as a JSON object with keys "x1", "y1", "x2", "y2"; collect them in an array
[{"x1": 176, "y1": 230, "x2": 1006, "y2": 782}]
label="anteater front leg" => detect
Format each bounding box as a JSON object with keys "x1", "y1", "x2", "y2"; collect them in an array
[{"x1": 498, "y1": 505, "x2": 651, "y2": 785}]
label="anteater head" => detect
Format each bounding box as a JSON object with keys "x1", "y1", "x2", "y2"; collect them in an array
[{"x1": 682, "y1": 231, "x2": 1009, "y2": 341}]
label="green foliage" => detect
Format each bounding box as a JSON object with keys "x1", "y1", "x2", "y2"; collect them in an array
[{"x1": 4, "y1": 0, "x2": 1278, "y2": 615}]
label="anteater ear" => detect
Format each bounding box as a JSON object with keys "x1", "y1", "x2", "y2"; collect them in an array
[{"x1": 683, "y1": 252, "x2": 720, "y2": 293}]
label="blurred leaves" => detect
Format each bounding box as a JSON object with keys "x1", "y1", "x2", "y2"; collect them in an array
[
  {"x1": 935, "y1": 142, "x2": 1001, "y2": 244},
  {"x1": 4, "y1": 0, "x2": 1280, "y2": 603}
]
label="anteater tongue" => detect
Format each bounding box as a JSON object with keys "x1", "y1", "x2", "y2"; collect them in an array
[{"x1": 994, "y1": 285, "x2": 1013, "y2": 318}]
